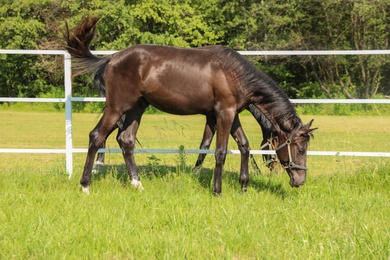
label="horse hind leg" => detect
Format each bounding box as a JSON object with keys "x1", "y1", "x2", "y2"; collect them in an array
[
  {"x1": 80, "y1": 110, "x2": 122, "y2": 194},
  {"x1": 92, "y1": 114, "x2": 123, "y2": 174},
  {"x1": 116, "y1": 104, "x2": 147, "y2": 190},
  {"x1": 194, "y1": 116, "x2": 216, "y2": 171},
  {"x1": 92, "y1": 139, "x2": 106, "y2": 174}
]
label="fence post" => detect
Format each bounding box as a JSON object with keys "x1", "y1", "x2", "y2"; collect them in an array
[{"x1": 64, "y1": 52, "x2": 73, "y2": 177}]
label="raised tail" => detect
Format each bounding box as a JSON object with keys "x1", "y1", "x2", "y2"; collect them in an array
[{"x1": 63, "y1": 16, "x2": 111, "y2": 96}]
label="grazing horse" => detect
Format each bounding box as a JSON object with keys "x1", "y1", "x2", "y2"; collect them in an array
[
  {"x1": 93, "y1": 107, "x2": 276, "y2": 174},
  {"x1": 193, "y1": 105, "x2": 278, "y2": 172},
  {"x1": 248, "y1": 104, "x2": 282, "y2": 173},
  {"x1": 259, "y1": 134, "x2": 281, "y2": 173},
  {"x1": 92, "y1": 113, "x2": 263, "y2": 173},
  {"x1": 64, "y1": 17, "x2": 316, "y2": 194}
]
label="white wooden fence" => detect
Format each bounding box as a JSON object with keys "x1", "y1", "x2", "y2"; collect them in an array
[{"x1": 0, "y1": 49, "x2": 389, "y2": 177}]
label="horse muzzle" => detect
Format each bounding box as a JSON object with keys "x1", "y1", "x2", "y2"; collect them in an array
[{"x1": 288, "y1": 169, "x2": 306, "y2": 188}]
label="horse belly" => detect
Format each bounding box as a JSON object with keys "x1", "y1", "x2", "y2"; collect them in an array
[{"x1": 144, "y1": 85, "x2": 214, "y2": 115}]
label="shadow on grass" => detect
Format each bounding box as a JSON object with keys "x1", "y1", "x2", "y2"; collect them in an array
[
  {"x1": 194, "y1": 167, "x2": 287, "y2": 199},
  {"x1": 92, "y1": 162, "x2": 287, "y2": 198},
  {"x1": 92, "y1": 163, "x2": 189, "y2": 185}
]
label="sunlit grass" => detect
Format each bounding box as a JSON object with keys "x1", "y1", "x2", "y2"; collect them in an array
[
  {"x1": 0, "y1": 111, "x2": 389, "y2": 258},
  {"x1": 0, "y1": 163, "x2": 388, "y2": 259}
]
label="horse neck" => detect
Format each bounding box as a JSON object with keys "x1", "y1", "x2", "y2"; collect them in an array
[
  {"x1": 277, "y1": 114, "x2": 302, "y2": 133},
  {"x1": 247, "y1": 104, "x2": 275, "y2": 137},
  {"x1": 250, "y1": 103, "x2": 301, "y2": 135}
]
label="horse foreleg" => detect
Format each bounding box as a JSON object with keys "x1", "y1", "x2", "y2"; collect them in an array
[
  {"x1": 116, "y1": 106, "x2": 146, "y2": 191},
  {"x1": 213, "y1": 110, "x2": 235, "y2": 194},
  {"x1": 195, "y1": 115, "x2": 260, "y2": 174},
  {"x1": 194, "y1": 116, "x2": 216, "y2": 171},
  {"x1": 81, "y1": 111, "x2": 121, "y2": 194},
  {"x1": 230, "y1": 115, "x2": 250, "y2": 193}
]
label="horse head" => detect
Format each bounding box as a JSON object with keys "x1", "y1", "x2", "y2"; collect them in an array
[{"x1": 275, "y1": 119, "x2": 317, "y2": 187}]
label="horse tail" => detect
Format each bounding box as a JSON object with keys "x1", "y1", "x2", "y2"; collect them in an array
[{"x1": 63, "y1": 16, "x2": 111, "y2": 96}]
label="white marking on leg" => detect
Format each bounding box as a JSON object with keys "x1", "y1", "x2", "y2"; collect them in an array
[
  {"x1": 131, "y1": 179, "x2": 144, "y2": 191},
  {"x1": 92, "y1": 161, "x2": 104, "y2": 174},
  {"x1": 81, "y1": 186, "x2": 90, "y2": 194}
]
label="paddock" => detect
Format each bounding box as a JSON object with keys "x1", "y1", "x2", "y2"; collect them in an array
[
  {"x1": 1, "y1": 111, "x2": 389, "y2": 259},
  {"x1": 0, "y1": 49, "x2": 389, "y2": 177},
  {"x1": 1, "y1": 50, "x2": 389, "y2": 259}
]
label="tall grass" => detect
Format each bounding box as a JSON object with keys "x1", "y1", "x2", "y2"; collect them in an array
[
  {"x1": 0, "y1": 111, "x2": 389, "y2": 259},
  {"x1": 1, "y1": 163, "x2": 389, "y2": 259}
]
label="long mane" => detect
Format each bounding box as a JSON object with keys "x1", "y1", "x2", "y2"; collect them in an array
[{"x1": 207, "y1": 46, "x2": 302, "y2": 131}]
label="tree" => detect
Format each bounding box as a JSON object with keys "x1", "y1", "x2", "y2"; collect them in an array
[
  {"x1": 0, "y1": 0, "x2": 54, "y2": 98},
  {"x1": 1, "y1": 0, "x2": 389, "y2": 102},
  {"x1": 297, "y1": 0, "x2": 390, "y2": 98}
]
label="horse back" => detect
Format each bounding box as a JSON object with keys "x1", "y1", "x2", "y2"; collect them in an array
[{"x1": 105, "y1": 45, "x2": 248, "y2": 115}]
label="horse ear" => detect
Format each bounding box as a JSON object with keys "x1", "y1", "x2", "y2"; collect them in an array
[
  {"x1": 300, "y1": 127, "x2": 317, "y2": 137},
  {"x1": 303, "y1": 119, "x2": 314, "y2": 129},
  {"x1": 301, "y1": 119, "x2": 317, "y2": 136},
  {"x1": 307, "y1": 127, "x2": 318, "y2": 135}
]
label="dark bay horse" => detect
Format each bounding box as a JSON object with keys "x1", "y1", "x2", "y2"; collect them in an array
[
  {"x1": 248, "y1": 104, "x2": 282, "y2": 173},
  {"x1": 92, "y1": 113, "x2": 260, "y2": 172},
  {"x1": 64, "y1": 17, "x2": 316, "y2": 194},
  {"x1": 93, "y1": 106, "x2": 276, "y2": 174},
  {"x1": 193, "y1": 104, "x2": 278, "y2": 171}
]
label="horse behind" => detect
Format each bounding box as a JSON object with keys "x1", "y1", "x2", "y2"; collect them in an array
[
  {"x1": 64, "y1": 17, "x2": 316, "y2": 194},
  {"x1": 94, "y1": 107, "x2": 276, "y2": 174}
]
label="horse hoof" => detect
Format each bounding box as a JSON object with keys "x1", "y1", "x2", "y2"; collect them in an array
[
  {"x1": 81, "y1": 186, "x2": 90, "y2": 194},
  {"x1": 131, "y1": 179, "x2": 144, "y2": 191}
]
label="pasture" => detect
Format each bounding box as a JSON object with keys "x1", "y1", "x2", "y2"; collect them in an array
[{"x1": 0, "y1": 110, "x2": 389, "y2": 259}]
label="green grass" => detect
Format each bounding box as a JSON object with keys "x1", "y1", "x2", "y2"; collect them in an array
[{"x1": 0, "y1": 111, "x2": 389, "y2": 259}]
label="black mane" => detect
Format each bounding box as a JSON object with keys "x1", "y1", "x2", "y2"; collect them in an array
[{"x1": 209, "y1": 46, "x2": 301, "y2": 131}]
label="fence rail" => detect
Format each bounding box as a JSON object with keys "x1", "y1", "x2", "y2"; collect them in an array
[
  {"x1": 2, "y1": 97, "x2": 390, "y2": 104},
  {"x1": 1, "y1": 49, "x2": 389, "y2": 177}
]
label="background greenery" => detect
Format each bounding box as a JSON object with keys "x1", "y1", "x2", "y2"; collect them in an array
[
  {"x1": 0, "y1": 111, "x2": 389, "y2": 259},
  {"x1": 1, "y1": 0, "x2": 390, "y2": 111},
  {"x1": 1, "y1": 2, "x2": 389, "y2": 258}
]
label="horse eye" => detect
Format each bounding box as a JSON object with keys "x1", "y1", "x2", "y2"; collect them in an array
[{"x1": 298, "y1": 148, "x2": 305, "y2": 155}]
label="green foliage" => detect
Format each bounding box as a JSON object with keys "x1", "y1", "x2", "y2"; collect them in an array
[
  {"x1": 1, "y1": 0, "x2": 390, "y2": 103},
  {"x1": 130, "y1": 1, "x2": 222, "y2": 47}
]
